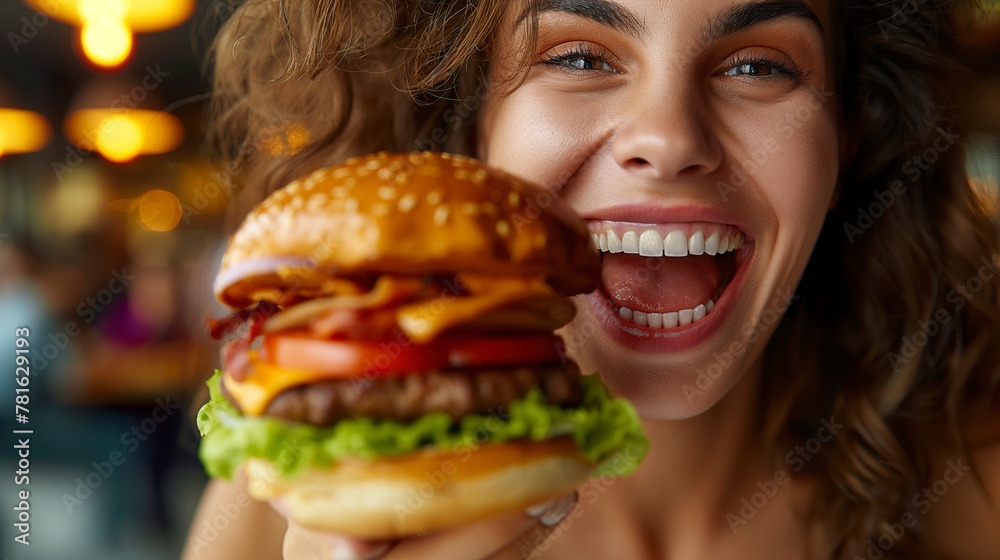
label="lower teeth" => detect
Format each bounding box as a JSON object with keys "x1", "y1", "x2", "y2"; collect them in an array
[{"x1": 615, "y1": 298, "x2": 715, "y2": 329}]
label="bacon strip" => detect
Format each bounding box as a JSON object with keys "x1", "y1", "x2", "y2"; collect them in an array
[{"x1": 207, "y1": 301, "x2": 280, "y2": 340}]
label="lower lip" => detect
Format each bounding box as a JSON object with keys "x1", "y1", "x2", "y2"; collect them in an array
[{"x1": 585, "y1": 246, "x2": 754, "y2": 354}]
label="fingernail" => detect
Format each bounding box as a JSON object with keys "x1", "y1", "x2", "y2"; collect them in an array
[
  {"x1": 524, "y1": 500, "x2": 554, "y2": 517},
  {"x1": 539, "y1": 492, "x2": 577, "y2": 527}
]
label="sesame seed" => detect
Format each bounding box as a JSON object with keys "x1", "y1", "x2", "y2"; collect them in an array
[
  {"x1": 377, "y1": 168, "x2": 393, "y2": 180},
  {"x1": 345, "y1": 199, "x2": 359, "y2": 213},
  {"x1": 508, "y1": 192, "x2": 520, "y2": 207},
  {"x1": 481, "y1": 201, "x2": 496, "y2": 215},
  {"x1": 333, "y1": 168, "x2": 352, "y2": 179},
  {"x1": 366, "y1": 160, "x2": 381, "y2": 170},
  {"x1": 472, "y1": 168, "x2": 488, "y2": 185},
  {"x1": 398, "y1": 194, "x2": 417, "y2": 212},
  {"x1": 306, "y1": 193, "x2": 328, "y2": 211},
  {"x1": 433, "y1": 206, "x2": 450, "y2": 225},
  {"x1": 461, "y1": 202, "x2": 479, "y2": 216},
  {"x1": 454, "y1": 169, "x2": 470, "y2": 181},
  {"x1": 344, "y1": 177, "x2": 357, "y2": 188},
  {"x1": 371, "y1": 203, "x2": 389, "y2": 216},
  {"x1": 496, "y1": 220, "x2": 510, "y2": 237},
  {"x1": 331, "y1": 186, "x2": 349, "y2": 198},
  {"x1": 378, "y1": 186, "x2": 396, "y2": 200},
  {"x1": 426, "y1": 191, "x2": 442, "y2": 205},
  {"x1": 408, "y1": 153, "x2": 426, "y2": 165}
]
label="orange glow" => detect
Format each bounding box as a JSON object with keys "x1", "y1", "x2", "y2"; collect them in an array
[
  {"x1": 78, "y1": 0, "x2": 129, "y2": 21},
  {"x1": 65, "y1": 109, "x2": 183, "y2": 163},
  {"x1": 77, "y1": 0, "x2": 132, "y2": 68},
  {"x1": 80, "y1": 20, "x2": 133, "y2": 68},
  {"x1": 24, "y1": 0, "x2": 193, "y2": 68},
  {"x1": 23, "y1": 0, "x2": 195, "y2": 33},
  {"x1": 0, "y1": 108, "x2": 51, "y2": 157},
  {"x1": 260, "y1": 123, "x2": 311, "y2": 156},
  {"x1": 95, "y1": 114, "x2": 143, "y2": 163},
  {"x1": 136, "y1": 190, "x2": 182, "y2": 232}
]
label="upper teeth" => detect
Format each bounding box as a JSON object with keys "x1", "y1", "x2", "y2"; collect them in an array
[{"x1": 591, "y1": 228, "x2": 745, "y2": 257}]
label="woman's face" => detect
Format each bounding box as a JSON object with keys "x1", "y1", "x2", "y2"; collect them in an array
[{"x1": 479, "y1": 0, "x2": 840, "y2": 419}]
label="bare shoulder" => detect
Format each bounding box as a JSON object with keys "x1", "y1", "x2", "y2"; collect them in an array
[{"x1": 921, "y1": 413, "x2": 1000, "y2": 560}]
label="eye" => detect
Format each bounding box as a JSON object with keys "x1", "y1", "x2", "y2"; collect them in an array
[
  {"x1": 721, "y1": 53, "x2": 802, "y2": 80},
  {"x1": 542, "y1": 42, "x2": 619, "y2": 73},
  {"x1": 726, "y1": 62, "x2": 775, "y2": 77}
]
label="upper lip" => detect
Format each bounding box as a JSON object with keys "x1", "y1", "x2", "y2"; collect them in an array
[{"x1": 578, "y1": 203, "x2": 754, "y2": 240}]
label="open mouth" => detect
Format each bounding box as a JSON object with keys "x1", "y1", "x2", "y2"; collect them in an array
[{"x1": 588, "y1": 221, "x2": 752, "y2": 331}]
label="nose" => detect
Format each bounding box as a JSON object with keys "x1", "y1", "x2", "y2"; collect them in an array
[{"x1": 610, "y1": 86, "x2": 723, "y2": 181}]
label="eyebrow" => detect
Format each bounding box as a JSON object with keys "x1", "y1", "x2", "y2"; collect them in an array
[
  {"x1": 704, "y1": 0, "x2": 822, "y2": 40},
  {"x1": 528, "y1": 0, "x2": 647, "y2": 38},
  {"x1": 524, "y1": 0, "x2": 821, "y2": 41}
]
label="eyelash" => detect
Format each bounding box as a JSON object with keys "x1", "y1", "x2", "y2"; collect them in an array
[
  {"x1": 542, "y1": 45, "x2": 803, "y2": 81},
  {"x1": 724, "y1": 52, "x2": 803, "y2": 80},
  {"x1": 542, "y1": 43, "x2": 620, "y2": 73}
]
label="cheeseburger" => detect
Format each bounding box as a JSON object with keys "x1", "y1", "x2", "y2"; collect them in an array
[{"x1": 197, "y1": 152, "x2": 647, "y2": 539}]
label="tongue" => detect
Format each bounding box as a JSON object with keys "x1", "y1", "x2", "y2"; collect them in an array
[{"x1": 601, "y1": 254, "x2": 721, "y2": 313}]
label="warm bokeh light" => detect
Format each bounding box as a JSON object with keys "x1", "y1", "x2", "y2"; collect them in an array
[
  {"x1": 136, "y1": 189, "x2": 183, "y2": 232},
  {"x1": 78, "y1": 0, "x2": 129, "y2": 21},
  {"x1": 48, "y1": 168, "x2": 106, "y2": 234},
  {"x1": 0, "y1": 108, "x2": 52, "y2": 157},
  {"x1": 260, "y1": 122, "x2": 312, "y2": 156},
  {"x1": 64, "y1": 108, "x2": 184, "y2": 163},
  {"x1": 23, "y1": 0, "x2": 195, "y2": 32},
  {"x1": 24, "y1": 0, "x2": 194, "y2": 68},
  {"x1": 80, "y1": 20, "x2": 133, "y2": 68},
  {"x1": 95, "y1": 114, "x2": 143, "y2": 163}
]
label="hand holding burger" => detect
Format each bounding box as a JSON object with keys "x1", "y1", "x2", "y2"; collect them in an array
[{"x1": 197, "y1": 152, "x2": 647, "y2": 544}]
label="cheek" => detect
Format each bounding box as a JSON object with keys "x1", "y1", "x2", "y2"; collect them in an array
[
  {"x1": 481, "y1": 87, "x2": 602, "y2": 190},
  {"x1": 721, "y1": 94, "x2": 840, "y2": 238},
  {"x1": 775, "y1": 116, "x2": 838, "y2": 218}
]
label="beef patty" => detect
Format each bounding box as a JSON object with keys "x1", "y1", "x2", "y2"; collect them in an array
[{"x1": 223, "y1": 362, "x2": 584, "y2": 426}]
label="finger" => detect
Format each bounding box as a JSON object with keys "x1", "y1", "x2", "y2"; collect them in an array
[
  {"x1": 283, "y1": 520, "x2": 394, "y2": 560},
  {"x1": 383, "y1": 491, "x2": 579, "y2": 560},
  {"x1": 483, "y1": 492, "x2": 579, "y2": 560}
]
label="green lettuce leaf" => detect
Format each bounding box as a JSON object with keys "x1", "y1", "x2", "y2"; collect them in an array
[{"x1": 197, "y1": 369, "x2": 647, "y2": 480}]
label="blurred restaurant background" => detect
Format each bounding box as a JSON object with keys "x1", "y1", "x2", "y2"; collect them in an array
[{"x1": 0, "y1": 1, "x2": 999, "y2": 559}]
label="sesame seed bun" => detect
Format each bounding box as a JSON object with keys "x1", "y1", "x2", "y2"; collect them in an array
[{"x1": 215, "y1": 152, "x2": 599, "y2": 308}]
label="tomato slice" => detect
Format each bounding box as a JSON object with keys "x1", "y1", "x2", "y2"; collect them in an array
[{"x1": 259, "y1": 332, "x2": 565, "y2": 377}]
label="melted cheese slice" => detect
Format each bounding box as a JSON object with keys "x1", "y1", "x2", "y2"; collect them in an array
[
  {"x1": 223, "y1": 358, "x2": 321, "y2": 416},
  {"x1": 396, "y1": 274, "x2": 567, "y2": 343}
]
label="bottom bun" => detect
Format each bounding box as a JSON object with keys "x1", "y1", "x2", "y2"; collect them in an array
[{"x1": 245, "y1": 437, "x2": 593, "y2": 539}]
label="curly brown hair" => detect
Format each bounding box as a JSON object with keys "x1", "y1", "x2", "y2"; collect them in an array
[{"x1": 205, "y1": 0, "x2": 1000, "y2": 557}]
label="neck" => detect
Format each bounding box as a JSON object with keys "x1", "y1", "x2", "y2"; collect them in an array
[{"x1": 619, "y1": 357, "x2": 765, "y2": 552}]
